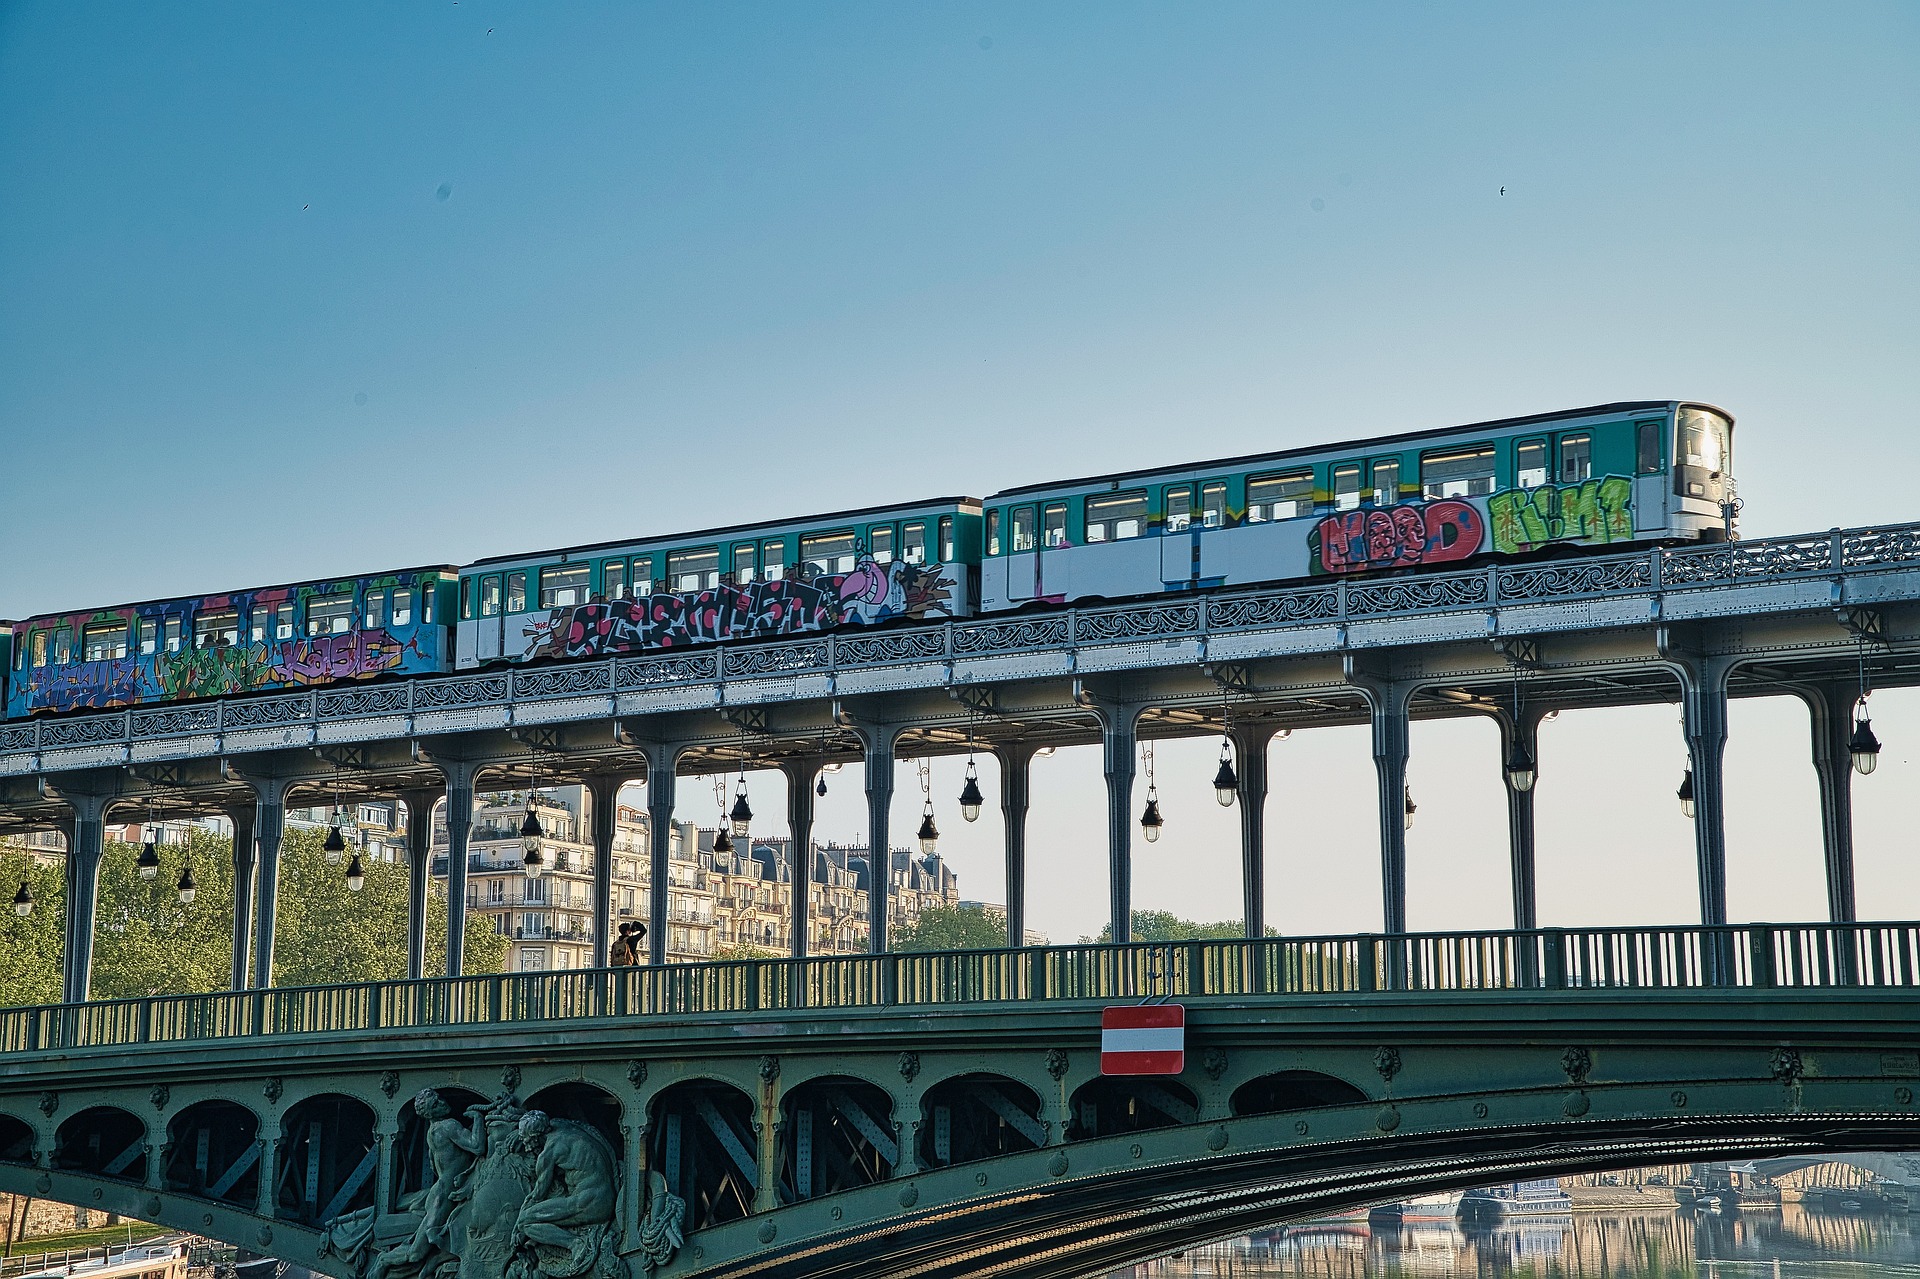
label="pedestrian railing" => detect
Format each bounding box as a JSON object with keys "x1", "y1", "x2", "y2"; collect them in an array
[{"x1": 2, "y1": 922, "x2": 1915, "y2": 1054}]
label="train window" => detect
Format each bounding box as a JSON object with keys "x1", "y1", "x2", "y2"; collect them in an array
[
  {"x1": 137, "y1": 619, "x2": 157, "y2": 655},
  {"x1": 505, "y1": 571, "x2": 528, "y2": 613},
  {"x1": 1165, "y1": 486, "x2": 1193, "y2": 532},
  {"x1": 1332, "y1": 464, "x2": 1362, "y2": 512},
  {"x1": 902, "y1": 522, "x2": 927, "y2": 565},
  {"x1": 1246, "y1": 472, "x2": 1313, "y2": 522},
  {"x1": 1516, "y1": 440, "x2": 1548, "y2": 489},
  {"x1": 986, "y1": 510, "x2": 1002, "y2": 556},
  {"x1": 940, "y1": 516, "x2": 955, "y2": 561},
  {"x1": 1010, "y1": 507, "x2": 1037, "y2": 552},
  {"x1": 762, "y1": 539, "x2": 788, "y2": 579},
  {"x1": 1679, "y1": 407, "x2": 1728, "y2": 473},
  {"x1": 49, "y1": 627, "x2": 72, "y2": 664},
  {"x1": 480, "y1": 575, "x2": 503, "y2": 618},
  {"x1": 82, "y1": 622, "x2": 129, "y2": 662},
  {"x1": 1558, "y1": 434, "x2": 1592, "y2": 483},
  {"x1": 800, "y1": 533, "x2": 857, "y2": 576},
  {"x1": 870, "y1": 526, "x2": 896, "y2": 564},
  {"x1": 669, "y1": 547, "x2": 722, "y2": 591},
  {"x1": 390, "y1": 588, "x2": 413, "y2": 627},
  {"x1": 1421, "y1": 446, "x2": 1496, "y2": 499},
  {"x1": 603, "y1": 560, "x2": 628, "y2": 600},
  {"x1": 540, "y1": 564, "x2": 590, "y2": 608},
  {"x1": 1085, "y1": 491, "x2": 1147, "y2": 542},
  {"x1": 423, "y1": 583, "x2": 436, "y2": 624},
  {"x1": 365, "y1": 589, "x2": 388, "y2": 630},
  {"x1": 306, "y1": 596, "x2": 353, "y2": 636},
  {"x1": 250, "y1": 603, "x2": 293, "y2": 643},
  {"x1": 1372, "y1": 459, "x2": 1400, "y2": 506},
  {"x1": 730, "y1": 543, "x2": 758, "y2": 583},
  {"x1": 10, "y1": 636, "x2": 21, "y2": 670},
  {"x1": 1042, "y1": 503, "x2": 1068, "y2": 547},
  {"x1": 195, "y1": 608, "x2": 240, "y2": 649},
  {"x1": 1636, "y1": 420, "x2": 1663, "y2": 474},
  {"x1": 1201, "y1": 483, "x2": 1227, "y2": 528},
  {"x1": 461, "y1": 578, "x2": 473, "y2": 620},
  {"x1": 30, "y1": 630, "x2": 48, "y2": 668},
  {"x1": 163, "y1": 618, "x2": 183, "y2": 653}
]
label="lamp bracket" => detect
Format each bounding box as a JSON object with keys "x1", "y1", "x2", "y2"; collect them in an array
[
  {"x1": 312, "y1": 745, "x2": 374, "y2": 772},
  {"x1": 1201, "y1": 663, "x2": 1253, "y2": 693},
  {"x1": 949, "y1": 686, "x2": 998, "y2": 716},
  {"x1": 719, "y1": 707, "x2": 771, "y2": 735},
  {"x1": 1834, "y1": 607, "x2": 1888, "y2": 648},
  {"x1": 1491, "y1": 637, "x2": 1542, "y2": 669}
]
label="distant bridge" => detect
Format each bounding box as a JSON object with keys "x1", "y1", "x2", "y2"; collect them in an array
[{"x1": 4, "y1": 925, "x2": 1920, "y2": 1279}]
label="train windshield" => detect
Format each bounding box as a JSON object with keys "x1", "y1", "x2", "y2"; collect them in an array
[{"x1": 1678, "y1": 407, "x2": 1730, "y2": 473}]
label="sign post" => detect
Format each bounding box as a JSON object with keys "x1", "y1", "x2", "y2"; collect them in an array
[{"x1": 1100, "y1": 1004, "x2": 1185, "y2": 1076}]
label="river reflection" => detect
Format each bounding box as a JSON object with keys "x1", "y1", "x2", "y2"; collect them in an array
[{"x1": 1117, "y1": 1205, "x2": 1920, "y2": 1278}]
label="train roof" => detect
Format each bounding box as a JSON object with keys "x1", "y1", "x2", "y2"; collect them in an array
[
  {"x1": 987, "y1": 400, "x2": 1731, "y2": 499},
  {"x1": 467, "y1": 496, "x2": 983, "y2": 569},
  {"x1": 11, "y1": 564, "x2": 461, "y2": 628}
]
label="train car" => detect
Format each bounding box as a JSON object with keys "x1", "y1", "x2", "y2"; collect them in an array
[
  {"x1": 978, "y1": 401, "x2": 1732, "y2": 610},
  {"x1": 5, "y1": 567, "x2": 459, "y2": 718},
  {"x1": 456, "y1": 499, "x2": 982, "y2": 666}
]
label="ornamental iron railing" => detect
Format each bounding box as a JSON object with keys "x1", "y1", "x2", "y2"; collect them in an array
[{"x1": 2, "y1": 921, "x2": 1914, "y2": 1055}]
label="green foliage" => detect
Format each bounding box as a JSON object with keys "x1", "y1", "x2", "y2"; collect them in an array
[
  {"x1": 1083, "y1": 910, "x2": 1249, "y2": 944},
  {"x1": 893, "y1": 903, "x2": 1015, "y2": 952},
  {"x1": 92, "y1": 828, "x2": 235, "y2": 1000},
  {"x1": 0, "y1": 850, "x2": 64, "y2": 1008},
  {"x1": 713, "y1": 943, "x2": 782, "y2": 961}
]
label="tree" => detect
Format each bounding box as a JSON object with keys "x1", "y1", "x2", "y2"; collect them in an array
[
  {"x1": 713, "y1": 943, "x2": 782, "y2": 961},
  {"x1": 0, "y1": 851, "x2": 64, "y2": 1008},
  {"x1": 1082, "y1": 910, "x2": 1249, "y2": 943},
  {"x1": 894, "y1": 903, "x2": 1020, "y2": 952},
  {"x1": 91, "y1": 828, "x2": 234, "y2": 999}
]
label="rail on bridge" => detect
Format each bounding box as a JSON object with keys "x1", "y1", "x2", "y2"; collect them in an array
[{"x1": 5, "y1": 923, "x2": 1920, "y2": 1279}]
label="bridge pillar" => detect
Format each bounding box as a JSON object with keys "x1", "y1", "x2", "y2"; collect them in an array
[
  {"x1": 256, "y1": 1132, "x2": 278, "y2": 1218},
  {"x1": 225, "y1": 803, "x2": 257, "y2": 992},
  {"x1": 1800, "y1": 681, "x2": 1860, "y2": 923},
  {"x1": 782, "y1": 761, "x2": 820, "y2": 961},
  {"x1": 584, "y1": 775, "x2": 629, "y2": 969},
  {"x1": 863, "y1": 732, "x2": 899, "y2": 955},
  {"x1": 1231, "y1": 725, "x2": 1276, "y2": 941},
  {"x1": 437, "y1": 760, "x2": 478, "y2": 978},
  {"x1": 1500, "y1": 707, "x2": 1545, "y2": 932},
  {"x1": 1346, "y1": 665, "x2": 1415, "y2": 937},
  {"x1": 397, "y1": 789, "x2": 440, "y2": 982},
  {"x1": 644, "y1": 747, "x2": 681, "y2": 967},
  {"x1": 996, "y1": 745, "x2": 1036, "y2": 949},
  {"x1": 1667, "y1": 648, "x2": 1734, "y2": 928},
  {"x1": 55, "y1": 789, "x2": 110, "y2": 1005},
  {"x1": 246, "y1": 776, "x2": 291, "y2": 989},
  {"x1": 1098, "y1": 705, "x2": 1145, "y2": 945}
]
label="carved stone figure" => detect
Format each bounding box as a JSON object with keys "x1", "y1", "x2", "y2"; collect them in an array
[{"x1": 366, "y1": 1090, "x2": 488, "y2": 1279}]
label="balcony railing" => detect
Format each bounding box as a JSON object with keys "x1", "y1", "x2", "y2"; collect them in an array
[{"x1": 1, "y1": 921, "x2": 1914, "y2": 1054}]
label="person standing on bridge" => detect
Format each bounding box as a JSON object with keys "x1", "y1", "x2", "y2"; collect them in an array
[{"x1": 608, "y1": 923, "x2": 635, "y2": 967}]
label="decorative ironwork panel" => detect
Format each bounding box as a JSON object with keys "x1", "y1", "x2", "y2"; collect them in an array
[
  {"x1": 1660, "y1": 547, "x2": 1729, "y2": 586},
  {"x1": 513, "y1": 665, "x2": 613, "y2": 700},
  {"x1": 1207, "y1": 589, "x2": 1339, "y2": 630},
  {"x1": 317, "y1": 686, "x2": 411, "y2": 719},
  {"x1": 1729, "y1": 536, "x2": 1831, "y2": 578},
  {"x1": 1497, "y1": 558, "x2": 1652, "y2": 601},
  {"x1": 222, "y1": 694, "x2": 312, "y2": 728},
  {"x1": 836, "y1": 630, "x2": 947, "y2": 666},
  {"x1": 1845, "y1": 525, "x2": 1920, "y2": 570},
  {"x1": 131, "y1": 706, "x2": 220, "y2": 738},
  {"x1": 952, "y1": 618, "x2": 1069, "y2": 654},
  {"x1": 414, "y1": 675, "x2": 509, "y2": 709},
  {"x1": 1346, "y1": 574, "x2": 1489, "y2": 615},
  {"x1": 0, "y1": 725, "x2": 36, "y2": 753},
  {"x1": 615, "y1": 653, "x2": 718, "y2": 690},
  {"x1": 722, "y1": 642, "x2": 828, "y2": 678},
  {"x1": 1074, "y1": 603, "x2": 1199, "y2": 644},
  {"x1": 40, "y1": 714, "x2": 126, "y2": 747}
]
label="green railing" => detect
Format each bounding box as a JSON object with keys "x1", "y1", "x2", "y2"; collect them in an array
[{"x1": 3, "y1": 922, "x2": 1915, "y2": 1055}]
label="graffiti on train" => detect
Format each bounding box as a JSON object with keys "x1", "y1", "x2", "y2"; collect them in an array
[
  {"x1": 1310, "y1": 500, "x2": 1484, "y2": 575},
  {"x1": 1488, "y1": 475, "x2": 1634, "y2": 555},
  {"x1": 518, "y1": 558, "x2": 957, "y2": 660}
]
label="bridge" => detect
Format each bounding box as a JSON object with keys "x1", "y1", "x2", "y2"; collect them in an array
[{"x1": 4, "y1": 924, "x2": 1920, "y2": 1279}]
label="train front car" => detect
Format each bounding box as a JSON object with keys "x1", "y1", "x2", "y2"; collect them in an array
[
  {"x1": 455, "y1": 499, "x2": 982, "y2": 667},
  {"x1": 4, "y1": 567, "x2": 459, "y2": 719},
  {"x1": 978, "y1": 401, "x2": 1734, "y2": 609}
]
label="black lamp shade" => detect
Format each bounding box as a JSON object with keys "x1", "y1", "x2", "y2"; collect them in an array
[
  {"x1": 1139, "y1": 795, "x2": 1163, "y2": 842},
  {"x1": 1678, "y1": 769, "x2": 1695, "y2": 818},
  {"x1": 12, "y1": 880, "x2": 30, "y2": 917},
  {"x1": 1505, "y1": 744, "x2": 1537, "y2": 793},
  {"x1": 917, "y1": 811, "x2": 939, "y2": 854},
  {"x1": 323, "y1": 825, "x2": 347, "y2": 863},
  {"x1": 137, "y1": 841, "x2": 161, "y2": 881},
  {"x1": 177, "y1": 863, "x2": 197, "y2": 905},
  {"x1": 1851, "y1": 718, "x2": 1882, "y2": 776},
  {"x1": 958, "y1": 770, "x2": 986, "y2": 823},
  {"x1": 345, "y1": 854, "x2": 366, "y2": 892},
  {"x1": 714, "y1": 827, "x2": 734, "y2": 855},
  {"x1": 729, "y1": 790, "x2": 753, "y2": 837},
  {"x1": 1213, "y1": 755, "x2": 1238, "y2": 807}
]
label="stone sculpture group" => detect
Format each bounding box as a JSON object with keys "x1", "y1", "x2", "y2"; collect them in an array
[{"x1": 320, "y1": 1089, "x2": 684, "y2": 1279}]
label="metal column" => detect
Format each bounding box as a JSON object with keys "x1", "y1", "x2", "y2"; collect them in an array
[
  {"x1": 1678, "y1": 664, "x2": 1732, "y2": 927},
  {"x1": 1100, "y1": 707, "x2": 1140, "y2": 945},
  {"x1": 996, "y1": 746, "x2": 1035, "y2": 949},
  {"x1": 1232, "y1": 725, "x2": 1275, "y2": 940},
  {"x1": 439, "y1": 761, "x2": 476, "y2": 978},
  {"x1": 865, "y1": 734, "x2": 896, "y2": 954},
  {"x1": 1362, "y1": 685, "x2": 1413, "y2": 936},
  {"x1": 250, "y1": 777, "x2": 289, "y2": 990},
  {"x1": 646, "y1": 748, "x2": 679, "y2": 967},
  {"x1": 783, "y1": 761, "x2": 819, "y2": 960},
  {"x1": 585, "y1": 776, "x2": 625, "y2": 969},
  {"x1": 225, "y1": 803, "x2": 257, "y2": 992},
  {"x1": 60, "y1": 792, "x2": 109, "y2": 1005},
  {"x1": 397, "y1": 789, "x2": 439, "y2": 981},
  {"x1": 1502, "y1": 709, "x2": 1543, "y2": 932},
  {"x1": 1802, "y1": 681, "x2": 1859, "y2": 923}
]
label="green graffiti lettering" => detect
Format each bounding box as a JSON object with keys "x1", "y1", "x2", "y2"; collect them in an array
[{"x1": 1490, "y1": 475, "x2": 1636, "y2": 554}]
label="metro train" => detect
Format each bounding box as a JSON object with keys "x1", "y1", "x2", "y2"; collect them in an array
[{"x1": 3, "y1": 400, "x2": 1734, "y2": 719}]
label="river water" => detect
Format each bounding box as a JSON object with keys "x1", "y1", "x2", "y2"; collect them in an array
[{"x1": 1118, "y1": 1205, "x2": 1920, "y2": 1278}]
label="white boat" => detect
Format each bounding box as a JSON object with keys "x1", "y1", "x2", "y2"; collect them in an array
[
  {"x1": 1395, "y1": 1190, "x2": 1466, "y2": 1221},
  {"x1": 1461, "y1": 1179, "x2": 1575, "y2": 1219}
]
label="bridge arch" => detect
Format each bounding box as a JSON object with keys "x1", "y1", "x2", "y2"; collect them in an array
[
  {"x1": 649, "y1": 1079, "x2": 757, "y2": 1232},
  {"x1": 918, "y1": 1072, "x2": 1046, "y2": 1170},
  {"x1": 53, "y1": 1105, "x2": 147, "y2": 1183},
  {"x1": 777, "y1": 1075, "x2": 895, "y2": 1204},
  {"x1": 164, "y1": 1099, "x2": 261, "y2": 1206},
  {"x1": 525, "y1": 1081, "x2": 624, "y2": 1152},
  {"x1": 0, "y1": 1111, "x2": 34, "y2": 1164},
  {"x1": 391, "y1": 1085, "x2": 487, "y2": 1210},
  {"x1": 1231, "y1": 1069, "x2": 1368, "y2": 1116},
  {"x1": 276, "y1": 1092, "x2": 376, "y2": 1228},
  {"x1": 1067, "y1": 1076, "x2": 1200, "y2": 1140}
]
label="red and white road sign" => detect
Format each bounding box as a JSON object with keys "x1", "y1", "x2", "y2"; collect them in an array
[{"x1": 1100, "y1": 1004, "x2": 1185, "y2": 1076}]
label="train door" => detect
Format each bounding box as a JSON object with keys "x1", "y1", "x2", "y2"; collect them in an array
[
  {"x1": 475, "y1": 573, "x2": 504, "y2": 662},
  {"x1": 1161, "y1": 484, "x2": 1196, "y2": 585},
  {"x1": 1194, "y1": 480, "x2": 1230, "y2": 584},
  {"x1": 1632, "y1": 417, "x2": 1667, "y2": 533},
  {"x1": 1005, "y1": 505, "x2": 1038, "y2": 601},
  {"x1": 1038, "y1": 502, "x2": 1068, "y2": 598}
]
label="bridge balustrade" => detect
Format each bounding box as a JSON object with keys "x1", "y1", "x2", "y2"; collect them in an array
[{"x1": 4, "y1": 922, "x2": 1916, "y2": 1055}]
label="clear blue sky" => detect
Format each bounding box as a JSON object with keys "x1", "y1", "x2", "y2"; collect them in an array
[{"x1": 2, "y1": 3, "x2": 1916, "y2": 941}]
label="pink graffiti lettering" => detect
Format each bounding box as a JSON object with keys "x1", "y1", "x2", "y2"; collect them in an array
[
  {"x1": 273, "y1": 629, "x2": 413, "y2": 686},
  {"x1": 1315, "y1": 500, "x2": 1485, "y2": 575}
]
